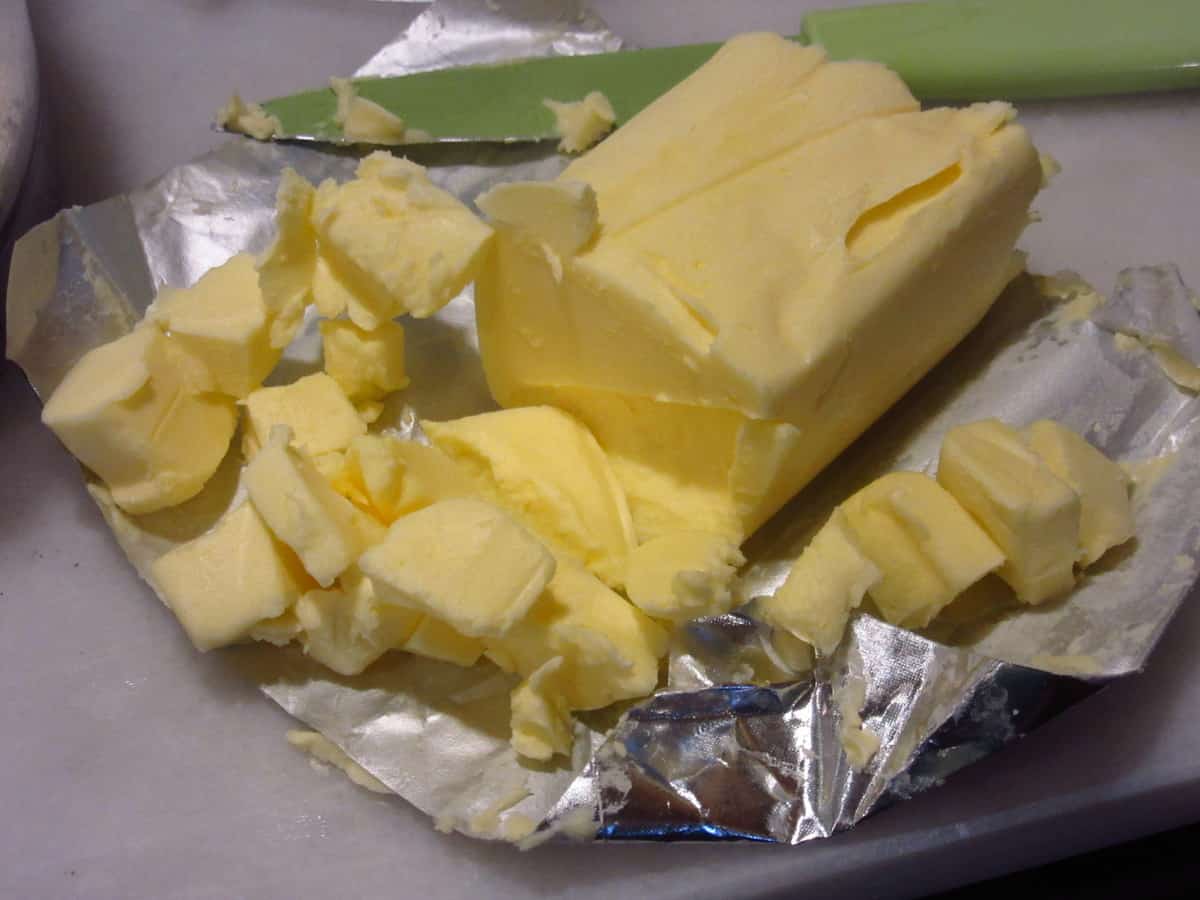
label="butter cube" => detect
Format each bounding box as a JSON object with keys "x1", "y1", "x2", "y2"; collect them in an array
[
  {"x1": 424, "y1": 406, "x2": 638, "y2": 588},
  {"x1": 476, "y1": 180, "x2": 599, "y2": 257},
  {"x1": 543, "y1": 92, "x2": 615, "y2": 154},
  {"x1": 42, "y1": 325, "x2": 237, "y2": 515},
  {"x1": 309, "y1": 152, "x2": 493, "y2": 328},
  {"x1": 258, "y1": 168, "x2": 317, "y2": 348},
  {"x1": 401, "y1": 615, "x2": 484, "y2": 667},
  {"x1": 245, "y1": 426, "x2": 385, "y2": 587},
  {"x1": 1025, "y1": 420, "x2": 1134, "y2": 566},
  {"x1": 938, "y1": 419, "x2": 1080, "y2": 604},
  {"x1": 150, "y1": 501, "x2": 312, "y2": 651},
  {"x1": 293, "y1": 568, "x2": 421, "y2": 675},
  {"x1": 340, "y1": 434, "x2": 477, "y2": 524},
  {"x1": 149, "y1": 253, "x2": 279, "y2": 397},
  {"x1": 841, "y1": 472, "x2": 1004, "y2": 628},
  {"x1": 311, "y1": 255, "x2": 353, "y2": 319},
  {"x1": 486, "y1": 558, "x2": 668, "y2": 711},
  {"x1": 241, "y1": 372, "x2": 366, "y2": 459},
  {"x1": 331, "y1": 77, "x2": 408, "y2": 145},
  {"x1": 319, "y1": 318, "x2": 409, "y2": 401},
  {"x1": 758, "y1": 510, "x2": 881, "y2": 655},
  {"x1": 510, "y1": 657, "x2": 573, "y2": 761},
  {"x1": 359, "y1": 497, "x2": 556, "y2": 639},
  {"x1": 624, "y1": 531, "x2": 745, "y2": 623}
]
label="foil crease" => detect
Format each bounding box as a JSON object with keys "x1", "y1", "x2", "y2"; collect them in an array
[{"x1": 6, "y1": 0, "x2": 1200, "y2": 846}]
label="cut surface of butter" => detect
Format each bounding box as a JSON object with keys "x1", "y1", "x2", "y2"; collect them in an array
[
  {"x1": 759, "y1": 510, "x2": 881, "y2": 656},
  {"x1": 150, "y1": 501, "x2": 312, "y2": 651},
  {"x1": 149, "y1": 253, "x2": 278, "y2": 398},
  {"x1": 424, "y1": 406, "x2": 637, "y2": 588},
  {"x1": 359, "y1": 497, "x2": 556, "y2": 639},
  {"x1": 319, "y1": 318, "x2": 409, "y2": 402},
  {"x1": 258, "y1": 168, "x2": 317, "y2": 348},
  {"x1": 1025, "y1": 420, "x2": 1134, "y2": 567},
  {"x1": 938, "y1": 419, "x2": 1080, "y2": 605},
  {"x1": 543, "y1": 91, "x2": 615, "y2": 154},
  {"x1": 41, "y1": 324, "x2": 237, "y2": 515},
  {"x1": 216, "y1": 92, "x2": 282, "y2": 141},
  {"x1": 241, "y1": 372, "x2": 366, "y2": 459},
  {"x1": 245, "y1": 426, "x2": 385, "y2": 587},
  {"x1": 510, "y1": 656, "x2": 573, "y2": 761},
  {"x1": 624, "y1": 531, "x2": 745, "y2": 623},
  {"x1": 841, "y1": 472, "x2": 1004, "y2": 628},
  {"x1": 337, "y1": 434, "x2": 477, "y2": 524},
  {"x1": 310, "y1": 152, "x2": 493, "y2": 327},
  {"x1": 476, "y1": 180, "x2": 598, "y2": 258},
  {"x1": 401, "y1": 614, "x2": 485, "y2": 667},
  {"x1": 331, "y1": 77, "x2": 408, "y2": 145}
]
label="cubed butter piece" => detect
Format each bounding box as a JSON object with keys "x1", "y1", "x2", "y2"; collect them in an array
[
  {"x1": 543, "y1": 92, "x2": 615, "y2": 154},
  {"x1": 339, "y1": 434, "x2": 478, "y2": 524},
  {"x1": 150, "y1": 501, "x2": 312, "y2": 651},
  {"x1": 841, "y1": 472, "x2": 1004, "y2": 628},
  {"x1": 938, "y1": 419, "x2": 1080, "y2": 604},
  {"x1": 241, "y1": 372, "x2": 366, "y2": 459},
  {"x1": 257, "y1": 168, "x2": 317, "y2": 348},
  {"x1": 311, "y1": 255, "x2": 354, "y2": 319},
  {"x1": 149, "y1": 253, "x2": 279, "y2": 397},
  {"x1": 758, "y1": 509, "x2": 881, "y2": 656},
  {"x1": 476, "y1": 180, "x2": 598, "y2": 257},
  {"x1": 401, "y1": 615, "x2": 485, "y2": 667},
  {"x1": 319, "y1": 318, "x2": 409, "y2": 401},
  {"x1": 245, "y1": 426, "x2": 385, "y2": 587},
  {"x1": 510, "y1": 657, "x2": 573, "y2": 761},
  {"x1": 624, "y1": 531, "x2": 745, "y2": 623},
  {"x1": 331, "y1": 77, "x2": 408, "y2": 145},
  {"x1": 309, "y1": 152, "x2": 493, "y2": 328},
  {"x1": 1025, "y1": 420, "x2": 1134, "y2": 566},
  {"x1": 41, "y1": 325, "x2": 237, "y2": 515},
  {"x1": 424, "y1": 407, "x2": 638, "y2": 588},
  {"x1": 359, "y1": 497, "x2": 556, "y2": 639}
]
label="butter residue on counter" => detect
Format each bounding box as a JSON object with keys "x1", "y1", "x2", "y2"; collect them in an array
[{"x1": 215, "y1": 92, "x2": 283, "y2": 141}]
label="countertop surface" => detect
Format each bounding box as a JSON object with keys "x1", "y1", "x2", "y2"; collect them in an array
[{"x1": 4, "y1": 2, "x2": 1199, "y2": 898}]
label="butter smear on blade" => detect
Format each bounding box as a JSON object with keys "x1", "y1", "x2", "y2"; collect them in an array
[
  {"x1": 543, "y1": 91, "x2": 616, "y2": 154},
  {"x1": 216, "y1": 92, "x2": 282, "y2": 140},
  {"x1": 330, "y1": 77, "x2": 409, "y2": 145}
]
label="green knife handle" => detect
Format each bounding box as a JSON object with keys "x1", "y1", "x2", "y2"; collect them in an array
[{"x1": 800, "y1": 0, "x2": 1200, "y2": 100}]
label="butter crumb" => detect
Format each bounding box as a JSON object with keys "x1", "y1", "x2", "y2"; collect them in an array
[
  {"x1": 543, "y1": 91, "x2": 615, "y2": 153},
  {"x1": 286, "y1": 730, "x2": 391, "y2": 794},
  {"x1": 837, "y1": 676, "x2": 881, "y2": 769},
  {"x1": 330, "y1": 77, "x2": 408, "y2": 145},
  {"x1": 216, "y1": 92, "x2": 282, "y2": 141}
]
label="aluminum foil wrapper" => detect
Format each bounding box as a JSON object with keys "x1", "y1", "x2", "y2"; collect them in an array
[{"x1": 6, "y1": 0, "x2": 1200, "y2": 846}]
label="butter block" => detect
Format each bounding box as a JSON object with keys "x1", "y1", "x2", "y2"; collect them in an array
[
  {"x1": 150, "y1": 501, "x2": 312, "y2": 651},
  {"x1": 424, "y1": 407, "x2": 638, "y2": 588},
  {"x1": 241, "y1": 372, "x2": 366, "y2": 459},
  {"x1": 759, "y1": 509, "x2": 881, "y2": 655},
  {"x1": 359, "y1": 498, "x2": 556, "y2": 639},
  {"x1": 543, "y1": 92, "x2": 615, "y2": 154},
  {"x1": 401, "y1": 614, "x2": 485, "y2": 667},
  {"x1": 149, "y1": 253, "x2": 279, "y2": 397},
  {"x1": 624, "y1": 531, "x2": 745, "y2": 623},
  {"x1": 319, "y1": 318, "x2": 409, "y2": 402},
  {"x1": 937, "y1": 419, "x2": 1080, "y2": 604},
  {"x1": 1025, "y1": 420, "x2": 1134, "y2": 566},
  {"x1": 245, "y1": 426, "x2": 385, "y2": 587},
  {"x1": 339, "y1": 434, "x2": 477, "y2": 524},
  {"x1": 842, "y1": 472, "x2": 1004, "y2": 628},
  {"x1": 310, "y1": 152, "x2": 493, "y2": 328},
  {"x1": 258, "y1": 168, "x2": 317, "y2": 348},
  {"x1": 331, "y1": 77, "x2": 408, "y2": 145},
  {"x1": 510, "y1": 657, "x2": 573, "y2": 761},
  {"x1": 42, "y1": 325, "x2": 237, "y2": 515},
  {"x1": 486, "y1": 558, "x2": 668, "y2": 711},
  {"x1": 476, "y1": 180, "x2": 598, "y2": 257}
]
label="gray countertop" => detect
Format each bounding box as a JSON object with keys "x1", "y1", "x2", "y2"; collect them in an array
[{"x1": 4, "y1": 1, "x2": 1199, "y2": 897}]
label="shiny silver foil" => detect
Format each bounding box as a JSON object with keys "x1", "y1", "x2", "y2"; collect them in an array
[{"x1": 6, "y1": 0, "x2": 1199, "y2": 846}]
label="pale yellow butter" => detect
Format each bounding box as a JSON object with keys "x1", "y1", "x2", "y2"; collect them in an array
[
  {"x1": 338, "y1": 434, "x2": 478, "y2": 524},
  {"x1": 624, "y1": 531, "x2": 745, "y2": 623},
  {"x1": 476, "y1": 180, "x2": 599, "y2": 257},
  {"x1": 509, "y1": 656, "x2": 573, "y2": 761},
  {"x1": 319, "y1": 318, "x2": 409, "y2": 402},
  {"x1": 330, "y1": 77, "x2": 407, "y2": 145},
  {"x1": 41, "y1": 324, "x2": 237, "y2": 515},
  {"x1": 215, "y1": 92, "x2": 282, "y2": 141},
  {"x1": 401, "y1": 614, "x2": 485, "y2": 667},
  {"x1": 359, "y1": 497, "x2": 556, "y2": 639},
  {"x1": 543, "y1": 91, "x2": 615, "y2": 154},
  {"x1": 241, "y1": 372, "x2": 366, "y2": 459},
  {"x1": 258, "y1": 169, "x2": 317, "y2": 348},
  {"x1": 311, "y1": 255, "x2": 355, "y2": 319}
]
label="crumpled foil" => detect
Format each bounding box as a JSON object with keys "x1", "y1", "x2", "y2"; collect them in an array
[{"x1": 6, "y1": 0, "x2": 1200, "y2": 846}]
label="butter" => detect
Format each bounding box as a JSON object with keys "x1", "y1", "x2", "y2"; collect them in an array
[
  {"x1": 286, "y1": 730, "x2": 390, "y2": 793},
  {"x1": 330, "y1": 77, "x2": 407, "y2": 145},
  {"x1": 937, "y1": 419, "x2": 1080, "y2": 604},
  {"x1": 245, "y1": 426, "x2": 385, "y2": 587},
  {"x1": 543, "y1": 91, "x2": 615, "y2": 154},
  {"x1": 401, "y1": 614, "x2": 485, "y2": 667},
  {"x1": 841, "y1": 472, "x2": 1004, "y2": 628},
  {"x1": 424, "y1": 407, "x2": 637, "y2": 588},
  {"x1": 339, "y1": 434, "x2": 478, "y2": 524},
  {"x1": 509, "y1": 657, "x2": 573, "y2": 761},
  {"x1": 624, "y1": 531, "x2": 745, "y2": 623},
  {"x1": 258, "y1": 169, "x2": 317, "y2": 348},
  {"x1": 477, "y1": 34, "x2": 1041, "y2": 540},
  {"x1": 311, "y1": 255, "x2": 354, "y2": 319},
  {"x1": 1024, "y1": 419, "x2": 1134, "y2": 566},
  {"x1": 215, "y1": 92, "x2": 282, "y2": 140},
  {"x1": 319, "y1": 318, "x2": 410, "y2": 403},
  {"x1": 485, "y1": 558, "x2": 668, "y2": 711},
  {"x1": 41, "y1": 324, "x2": 237, "y2": 515},
  {"x1": 150, "y1": 501, "x2": 312, "y2": 651},
  {"x1": 759, "y1": 509, "x2": 881, "y2": 656},
  {"x1": 359, "y1": 498, "x2": 556, "y2": 639},
  {"x1": 476, "y1": 180, "x2": 598, "y2": 257},
  {"x1": 148, "y1": 253, "x2": 279, "y2": 398},
  {"x1": 310, "y1": 152, "x2": 493, "y2": 328},
  {"x1": 241, "y1": 372, "x2": 366, "y2": 459}
]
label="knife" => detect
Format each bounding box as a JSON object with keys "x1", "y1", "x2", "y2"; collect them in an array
[{"x1": 247, "y1": 0, "x2": 1200, "y2": 145}]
